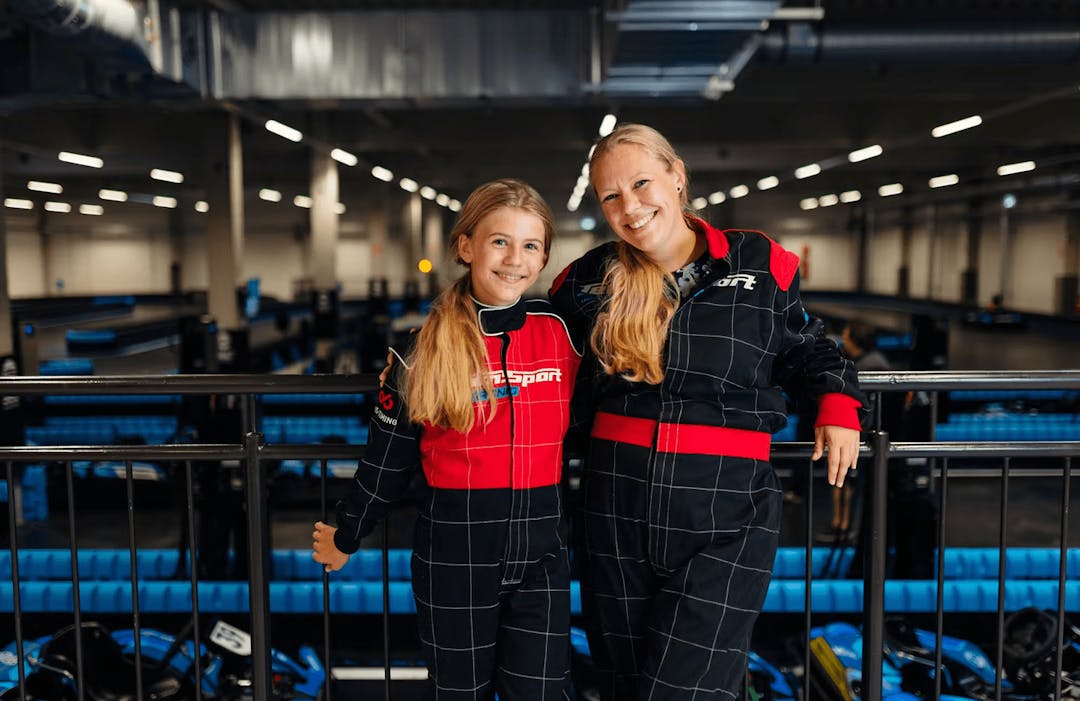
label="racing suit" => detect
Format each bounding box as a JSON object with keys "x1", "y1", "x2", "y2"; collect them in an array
[
  {"x1": 334, "y1": 297, "x2": 582, "y2": 701},
  {"x1": 549, "y1": 219, "x2": 865, "y2": 700}
]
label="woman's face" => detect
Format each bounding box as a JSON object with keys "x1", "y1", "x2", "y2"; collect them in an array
[
  {"x1": 458, "y1": 207, "x2": 547, "y2": 307},
  {"x1": 592, "y1": 142, "x2": 687, "y2": 262}
]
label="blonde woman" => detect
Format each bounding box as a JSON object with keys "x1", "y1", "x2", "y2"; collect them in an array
[
  {"x1": 549, "y1": 124, "x2": 865, "y2": 700},
  {"x1": 314, "y1": 179, "x2": 580, "y2": 700}
]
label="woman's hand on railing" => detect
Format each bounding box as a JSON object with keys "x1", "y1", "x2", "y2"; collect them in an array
[
  {"x1": 312, "y1": 521, "x2": 350, "y2": 573},
  {"x1": 812, "y1": 425, "x2": 861, "y2": 488}
]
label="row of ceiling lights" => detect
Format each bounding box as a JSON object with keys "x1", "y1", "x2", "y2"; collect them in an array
[
  {"x1": 565, "y1": 111, "x2": 1041, "y2": 215},
  {"x1": 264, "y1": 119, "x2": 461, "y2": 212},
  {"x1": 3, "y1": 117, "x2": 461, "y2": 216}
]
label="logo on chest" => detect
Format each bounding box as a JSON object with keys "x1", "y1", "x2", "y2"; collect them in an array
[{"x1": 712, "y1": 273, "x2": 758, "y2": 290}]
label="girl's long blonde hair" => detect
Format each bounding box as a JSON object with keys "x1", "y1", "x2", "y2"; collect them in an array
[
  {"x1": 589, "y1": 123, "x2": 694, "y2": 384},
  {"x1": 403, "y1": 178, "x2": 554, "y2": 432}
]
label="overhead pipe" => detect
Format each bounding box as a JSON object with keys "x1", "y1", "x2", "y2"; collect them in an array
[
  {"x1": 9, "y1": 0, "x2": 156, "y2": 70},
  {"x1": 760, "y1": 23, "x2": 1080, "y2": 64}
]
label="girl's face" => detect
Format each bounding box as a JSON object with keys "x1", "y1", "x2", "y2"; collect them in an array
[
  {"x1": 459, "y1": 207, "x2": 547, "y2": 307},
  {"x1": 592, "y1": 142, "x2": 687, "y2": 263}
]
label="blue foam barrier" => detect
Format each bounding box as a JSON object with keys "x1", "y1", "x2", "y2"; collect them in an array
[
  {"x1": 262, "y1": 394, "x2": 366, "y2": 406},
  {"x1": 950, "y1": 390, "x2": 1075, "y2": 402},
  {"x1": 38, "y1": 358, "x2": 95, "y2": 375},
  {"x1": 0, "y1": 466, "x2": 47, "y2": 521},
  {"x1": 44, "y1": 395, "x2": 179, "y2": 406},
  {"x1": 92, "y1": 295, "x2": 135, "y2": 306},
  {"x1": 262, "y1": 416, "x2": 368, "y2": 445},
  {"x1": 5, "y1": 579, "x2": 1077, "y2": 615},
  {"x1": 6, "y1": 548, "x2": 1076, "y2": 585},
  {"x1": 65, "y1": 329, "x2": 118, "y2": 345},
  {"x1": 25, "y1": 416, "x2": 179, "y2": 445}
]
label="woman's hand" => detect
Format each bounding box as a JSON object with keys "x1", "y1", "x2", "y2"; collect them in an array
[
  {"x1": 812, "y1": 426, "x2": 861, "y2": 488},
  {"x1": 312, "y1": 521, "x2": 350, "y2": 573}
]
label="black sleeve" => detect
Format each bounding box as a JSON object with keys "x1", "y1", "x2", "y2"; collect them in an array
[
  {"x1": 772, "y1": 271, "x2": 869, "y2": 426},
  {"x1": 333, "y1": 351, "x2": 422, "y2": 554}
]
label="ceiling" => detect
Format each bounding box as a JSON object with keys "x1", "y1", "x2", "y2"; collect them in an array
[{"x1": 2, "y1": 0, "x2": 1079, "y2": 235}]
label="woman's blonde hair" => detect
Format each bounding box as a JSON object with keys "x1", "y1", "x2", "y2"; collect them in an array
[
  {"x1": 403, "y1": 178, "x2": 554, "y2": 432},
  {"x1": 589, "y1": 123, "x2": 693, "y2": 383}
]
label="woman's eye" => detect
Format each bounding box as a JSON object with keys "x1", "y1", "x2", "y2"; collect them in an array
[
  {"x1": 634, "y1": 179, "x2": 648, "y2": 189},
  {"x1": 602, "y1": 193, "x2": 617, "y2": 203}
]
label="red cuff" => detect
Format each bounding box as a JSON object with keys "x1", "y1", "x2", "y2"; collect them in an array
[{"x1": 815, "y1": 393, "x2": 863, "y2": 430}]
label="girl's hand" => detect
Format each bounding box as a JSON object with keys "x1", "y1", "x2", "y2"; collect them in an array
[
  {"x1": 312, "y1": 521, "x2": 350, "y2": 572},
  {"x1": 812, "y1": 426, "x2": 860, "y2": 488}
]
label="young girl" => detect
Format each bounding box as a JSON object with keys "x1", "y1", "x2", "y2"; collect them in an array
[{"x1": 313, "y1": 179, "x2": 580, "y2": 701}]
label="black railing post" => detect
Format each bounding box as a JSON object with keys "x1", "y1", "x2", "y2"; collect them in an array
[
  {"x1": 244, "y1": 429, "x2": 272, "y2": 701},
  {"x1": 862, "y1": 430, "x2": 889, "y2": 701}
]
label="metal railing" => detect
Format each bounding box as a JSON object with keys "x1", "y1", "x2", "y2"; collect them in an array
[{"x1": 0, "y1": 370, "x2": 1078, "y2": 701}]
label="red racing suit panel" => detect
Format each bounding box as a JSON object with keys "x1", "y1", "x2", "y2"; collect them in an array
[{"x1": 333, "y1": 297, "x2": 582, "y2": 556}]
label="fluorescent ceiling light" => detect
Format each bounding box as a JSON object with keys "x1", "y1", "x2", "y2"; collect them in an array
[
  {"x1": 99, "y1": 189, "x2": 128, "y2": 202},
  {"x1": 707, "y1": 191, "x2": 726, "y2": 205},
  {"x1": 598, "y1": 114, "x2": 617, "y2": 137},
  {"x1": 819, "y1": 194, "x2": 839, "y2": 207},
  {"x1": 757, "y1": 176, "x2": 779, "y2": 190},
  {"x1": 799, "y1": 197, "x2": 818, "y2": 210},
  {"x1": 848, "y1": 144, "x2": 883, "y2": 163},
  {"x1": 150, "y1": 168, "x2": 184, "y2": 184},
  {"x1": 878, "y1": 183, "x2": 904, "y2": 197},
  {"x1": 152, "y1": 195, "x2": 178, "y2": 209},
  {"x1": 729, "y1": 184, "x2": 750, "y2": 199},
  {"x1": 79, "y1": 204, "x2": 104, "y2": 216},
  {"x1": 996, "y1": 161, "x2": 1036, "y2": 176},
  {"x1": 293, "y1": 195, "x2": 312, "y2": 208},
  {"x1": 330, "y1": 148, "x2": 358, "y2": 166},
  {"x1": 449, "y1": 199, "x2": 462, "y2": 212},
  {"x1": 931, "y1": 115, "x2": 982, "y2": 138},
  {"x1": 691, "y1": 196, "x2": 708, "y2": 210},
  {"x1": 4, "y1": 198, "x2": 34, "y2": 210},
  {"x1": 371, "y1": 166, "x2": 394, "y2": 182},
  {"x1": 795, "y1": 163, "x2": 821, "y2": 179},
  {"x1": 58, "y1": 151, "x2": 103, "y2": 168},
  {"x1": 28, "y1": 180, "x2": 62, "y2": 194},
  {"x1": 435, "y1": 193, "x2": 450, "y2": 207},
  {"x1": 334, "y1": 203, "x2": 346, "y2": 215},
  {"x1": 420, "y1": 186, "x2": 437, "y2": 200},
  {"x1": 265, "y1": 119, "x2": 303, "y2": 142},
  {"x1": 44, "y1": 201, "x2": 72, "y2": 213},
  {"x1": 195, "y1": 200, "x2": 209, "y2": 213},
  {"x1": 399, "y1": 178, "x2": 419, "y2": 193},
  {"x1": 258, "y1": 188, "x2": 282, "y2": 202},
  {"x1": 840, "y1": 190, "x2": 861, "y2": 203},
  {"x1": 928, "y1": 174, "x2": 959, "y2": 189}
]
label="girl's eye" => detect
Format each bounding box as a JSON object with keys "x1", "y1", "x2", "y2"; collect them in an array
[
  {"x1": 525, "y1": 242, "x2": 540, "y2": 251},
  {"x1": 492, "y1": 238, "x2": 507, "y2": 247}
]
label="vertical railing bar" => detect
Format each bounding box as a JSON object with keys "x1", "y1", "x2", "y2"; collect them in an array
[
  {"x1": 861, "y1": 431, "x2": 889, "y2": 701},
  {"x1": 803, "y1": 454, "x2": 813, "y2": 701},
  {"x1": 995, "y1": 456, "x2": 1010, "y2": 701},
  {"x1": 873, "y1": 390, "x2": 883, "y2": 431},
  {"x1": 243, "y1": 429, "x2": 272, "y2": 701},
  {"x1": 184, "y1": 460, "x2": 203, "y2": 701},
  {"x1": 1054, "y1": 455, "x2": 1071, "y2": 701},
  {"x1": 934, "y1": 457, "x2": 948, "y2": 701},
  {"x1": 384, "y1": 514, "x2": 392, "y2": 701},
  {"x1": 321, "y1": 457, "x2": 332, "y2": 701},
  {"x1": 66, "y1": 460, "x2": 85, "y2": 701},
  {"x1": 6, "y1": 461, "x2": 27, "y2": 701},
  {"x1": 125, "y1": 460, "x2": 144, "y2": 701}
]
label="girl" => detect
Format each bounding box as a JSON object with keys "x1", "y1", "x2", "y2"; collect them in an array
[
  {"x1": 549, "y1": 124, "x2": 865, "y2": 700},
  {"x1": 313, "y1": 179, "x2": 579, "y2": 701}
]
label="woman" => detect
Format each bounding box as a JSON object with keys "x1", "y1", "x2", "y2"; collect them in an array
[
  {"x1": 549, "y1": 124, "x2": 865, "y2": 700},
  {"x1": 314, "y1": 179, "x2": 580, "y2": 700}
]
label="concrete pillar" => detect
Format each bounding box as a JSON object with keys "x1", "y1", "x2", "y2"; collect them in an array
[
  {"x1": 402, "y1": 191, "x2": 422, "y2": 302},
  {"x1": 422, "y1": 205, "x2": 445, "y2": 296},
  {"x1": 997, "y1": 201, "x2": 1012, "y2": 307},
  {"x1": 1, "y1": 145, "x2": 24, "y2": 449},
  {"x1": 0, "y1": 169, "x2": 12, "y2": 361},
  {"x1": 204, "y1": 111, "x2": 246, "y2": 369},
  {"x1": 926, "y1": 204, "x2": 938, "y2": 299},
  {"x1": 961, "y1": 198, "x2": 981, "y2": 306},
  {"x1": 897, "y1": 206, "x2": 913, "y2": 297},
  {"x1": 1058, "y1": 192, "x2": 1080, "y2": 315},
  {"x1": 308, "y1": 148, "x2": 340, "y2": 364},
  {"x1": 853, "y1": 208, "x2": 869, "y2": 294},
  {"x1": 368, "y1": 202, "x2": 389, "y2": 299}
]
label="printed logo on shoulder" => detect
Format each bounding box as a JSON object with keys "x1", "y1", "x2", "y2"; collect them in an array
[{"x1": 713, "y1": 273, "x2": 757, "y2": 290}]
